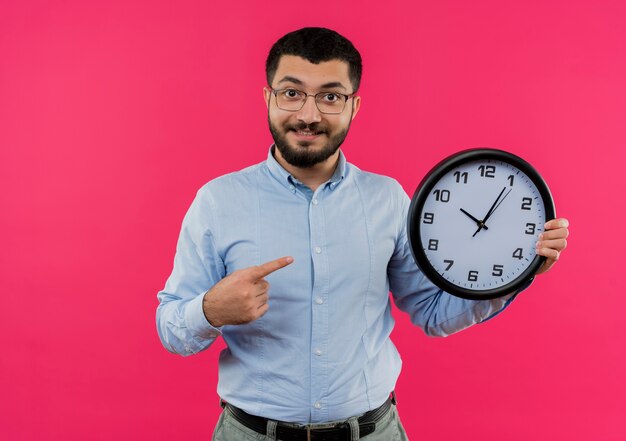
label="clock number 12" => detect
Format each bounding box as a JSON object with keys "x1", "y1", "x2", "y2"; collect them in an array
[{"x1": 478, "y1": 165, "x2": 496, "y2": 178}]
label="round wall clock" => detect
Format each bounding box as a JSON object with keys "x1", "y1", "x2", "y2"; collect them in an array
[{"x1": 408, "y1": 148, "x2": 555, "y2": 300}]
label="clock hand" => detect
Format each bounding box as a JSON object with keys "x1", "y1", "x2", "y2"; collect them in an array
[
  {"x1": 460, "y1": 208, "x2": 488, "y2": 230},
  {"x1": 473, "y1": 187, "x2": 506, "y2": 237},
  {"x1": 488, "y1": 188, "x2": 513, "y2": 221},
  {"x1": 472, "y1": 187, "x2": 513, "y2": 237}
]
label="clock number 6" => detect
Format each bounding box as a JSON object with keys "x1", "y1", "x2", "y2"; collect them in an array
[{"x1": 468, "y1": 270, "x2": 479, "y2": 282}]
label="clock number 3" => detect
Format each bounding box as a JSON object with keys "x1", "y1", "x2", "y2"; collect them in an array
[{"x1": 525, "y1": 223, "x2": 536, "y2": 235}]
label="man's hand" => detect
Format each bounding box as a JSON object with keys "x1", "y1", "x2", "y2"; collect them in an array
[
  {"x1": 202, "y1": 256, "x2": 294, "y2": 327},
  {"x1": 536, "y1": 218, "x2": 569, "y2": 275}
]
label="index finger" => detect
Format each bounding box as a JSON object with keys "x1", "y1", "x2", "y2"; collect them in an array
[{"x1": 247, "y1": 256, "x2": 294, "y2": 280}]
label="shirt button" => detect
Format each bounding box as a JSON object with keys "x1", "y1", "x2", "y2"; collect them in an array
[
  {"x1": 312, "y1": 198, "x2": 319, "y2": 205},
  {"x1": 314, "y1": 402, "x2": 322, "y2": 409},
  {"x1": 315, "y1": 297, "x2": 323, "y2": 305},
  {"x1": 314, "y1": 247, "x2": 322, "y2": 254},
  {"x1": 314, "y1": 348, "x2": 322, "y2": 356}
]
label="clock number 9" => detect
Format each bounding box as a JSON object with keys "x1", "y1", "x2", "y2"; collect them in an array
[
  {"x1": 423, "y1": 212, "x2": 434, "y2": 224},
  {"x1": 433, "y1": 189, "x2": 450, "y2": 202}
]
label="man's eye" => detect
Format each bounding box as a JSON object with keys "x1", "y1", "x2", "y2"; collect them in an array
[
  {"x1": 284, "y1": 89, "x2": 300, "y2": 99},
  {"x1": 322, "y1": 93, "x2": 339, "y2": 102}
]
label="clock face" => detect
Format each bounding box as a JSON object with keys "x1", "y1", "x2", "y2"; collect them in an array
[{"x1": 408, "y1": 149, "x2": 555, "y2": 299}]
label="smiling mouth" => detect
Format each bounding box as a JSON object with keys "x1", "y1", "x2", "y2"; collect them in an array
[
  {"x1": 295, "y1": 129, "x2": 320, "y2": 136},
  {"x1": 290, "y1": 126, "x2": 326, "y2": 138}
]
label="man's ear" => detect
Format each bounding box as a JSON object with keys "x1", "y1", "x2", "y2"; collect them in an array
[
  {"x1": 263, "y1": 87, "x2": 271, "y2": 109},
  {"x1": 350, "y1": 95, "x2": 361, "y2": 120}
]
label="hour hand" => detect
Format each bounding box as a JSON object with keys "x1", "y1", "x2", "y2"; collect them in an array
[{"x1": 460, "y1": 208, "x2": 488, "y2": 230}]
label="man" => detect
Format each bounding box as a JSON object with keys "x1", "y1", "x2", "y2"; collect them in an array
[{"x1": 156, "y1": 27, "x2": 569, "y2": 440}]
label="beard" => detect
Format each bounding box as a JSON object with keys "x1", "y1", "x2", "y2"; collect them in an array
[{"x1": 268, "y1": 117, "x2": 351, "y2": 168}]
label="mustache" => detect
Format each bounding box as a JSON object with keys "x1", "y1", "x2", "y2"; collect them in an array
[{"x1": 286, "y1": 122, "x2": 328, "y2": 134}]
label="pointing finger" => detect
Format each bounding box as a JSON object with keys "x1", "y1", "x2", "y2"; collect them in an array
[{"x1": 247, "y1": 256, "x2": 294, "y2": 280}]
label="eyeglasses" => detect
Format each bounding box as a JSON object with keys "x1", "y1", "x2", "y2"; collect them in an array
[{"x1": 270, "y1": 88, "x2": 355, "y2": 114}]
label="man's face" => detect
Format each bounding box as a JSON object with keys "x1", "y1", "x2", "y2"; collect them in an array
[{"x1": 264, "y1": 55, "x2": 361, "y2": 168}]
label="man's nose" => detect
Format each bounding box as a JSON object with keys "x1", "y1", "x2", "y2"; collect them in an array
[{"x1": 296, "y1": 95, "x2": 322, "y2": 124}]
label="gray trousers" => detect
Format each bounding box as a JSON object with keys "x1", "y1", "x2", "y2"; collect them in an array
[{"x1": 212, "y1": 403, "x2": 409, "y2": 441}]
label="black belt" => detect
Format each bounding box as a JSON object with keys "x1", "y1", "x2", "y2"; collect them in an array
[{"x1": 222, "y1": 394, "x2": 396, "y2": 441}]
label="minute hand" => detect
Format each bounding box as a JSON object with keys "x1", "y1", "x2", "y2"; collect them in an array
[{"x1": 473, "y1": 187, "x2": 507, "y2": 237}]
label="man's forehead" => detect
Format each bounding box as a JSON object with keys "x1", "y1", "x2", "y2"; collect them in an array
[{"x1": 273, "y1": 55, "x2": 350, "y2": 90}]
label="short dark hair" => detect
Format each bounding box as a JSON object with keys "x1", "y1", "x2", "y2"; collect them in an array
[{"x1": 266, "y1": 27, "x2": 362, "y2": 93}]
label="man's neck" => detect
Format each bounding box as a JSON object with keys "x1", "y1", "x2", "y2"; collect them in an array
[{"x1": 273, "y1": 147, "x2": 340, "y2": 192}]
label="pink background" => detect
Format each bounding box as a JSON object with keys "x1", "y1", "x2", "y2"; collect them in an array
[{"x1": 1, "y1": 1, "x2": 624, "y2": 440}]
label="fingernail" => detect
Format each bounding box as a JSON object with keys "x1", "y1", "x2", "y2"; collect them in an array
[{"x1": 286, "y1": 256, "x2": 294, "y2": 263}]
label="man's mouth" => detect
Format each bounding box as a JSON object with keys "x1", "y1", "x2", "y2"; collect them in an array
[
  {"x1": 290, "y1": 126, "x2": 326, "y2": 139},
  {"x1": 296, "y1": 129, "x2": 319, "y2": 136}
]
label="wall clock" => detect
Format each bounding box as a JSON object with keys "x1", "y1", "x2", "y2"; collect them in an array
[{"x1": 407, "y1": 148, "x2": 555, "y2": 300}]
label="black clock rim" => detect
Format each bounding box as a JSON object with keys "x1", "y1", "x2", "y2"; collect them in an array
[{"x1": 407, "y1": 148, "x2": 556, "y2": 300}]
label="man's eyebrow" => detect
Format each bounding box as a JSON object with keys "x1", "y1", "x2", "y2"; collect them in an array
[
  {"x1": 319, "y1": 82, "x2": 347, "y2": 91},
  {"x1": 277, "y1": 76, "x2": 304, "y2": 85},
  {"x1": 276, "y1": 76, "x2": 347, "y2": 91}
]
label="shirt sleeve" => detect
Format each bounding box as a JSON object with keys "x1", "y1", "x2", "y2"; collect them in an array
[
  {"x1": 156, "y1": 187, "x2": 226, "y2": 355},
  {"x1": 387, "y1": 185, "x2": 528, "y2": 337}
]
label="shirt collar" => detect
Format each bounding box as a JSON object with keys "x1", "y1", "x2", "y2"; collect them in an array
[{"x1": 265, "y1": 145, "x2": 347, "y2": 192}]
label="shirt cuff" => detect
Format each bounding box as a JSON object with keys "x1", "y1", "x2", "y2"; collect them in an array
[
  {"x1": 481, "y1": 276, "x2": 534, "y2": 322},
  {"x1": 185, "y1": 291, "x2": 223, "y2": 340}
]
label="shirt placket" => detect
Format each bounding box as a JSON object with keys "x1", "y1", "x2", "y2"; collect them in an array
[{"x1": 309, "y1": 188, "x2": 330, "y2": 422}]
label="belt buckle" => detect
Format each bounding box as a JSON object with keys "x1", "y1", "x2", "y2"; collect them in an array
[{"x1": 303, "y1": 421, "x2": 347, "y2": 441}]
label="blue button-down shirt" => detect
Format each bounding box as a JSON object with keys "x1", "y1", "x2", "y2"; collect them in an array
[{"x1": 156, "y1": 146, "x2": 517, "y2": 423}]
